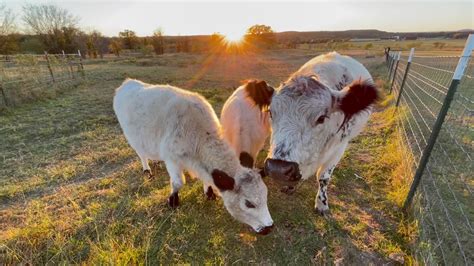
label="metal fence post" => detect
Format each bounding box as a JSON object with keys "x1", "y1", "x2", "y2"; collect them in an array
[
  {"x1": 403, "y1": 34, "x2": 474, "y2": 210},
  {"x1": 0, "y1": 83, "x2": 8, "y2": 107},
  {"x1": 387, "y1": 52, "x2": 396, "y2": 77},
  {"x1": 395, "y1": 48, "x2": 415, "y2": 107},
  {"x1": 386, "y1": 51, "x2": 391, "y2": 68},
  {"x1": 44, "y1": 51, "x2": 55, "y2": 82},
  {"x1": 389, "y1": 52, "x2": 402, "y2": 94}
]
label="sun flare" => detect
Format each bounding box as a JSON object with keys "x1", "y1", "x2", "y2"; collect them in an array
[{"x1": 223, "y1": 31, "x2": 245, "y2": 43}]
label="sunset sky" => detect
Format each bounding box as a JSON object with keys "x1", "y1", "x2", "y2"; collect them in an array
[{"x1": 6, "y1": 0, "x2": 473, "y2": 37}]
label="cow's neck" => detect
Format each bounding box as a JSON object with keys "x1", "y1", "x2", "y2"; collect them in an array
[{"x1": 199, "y1": 136, "x2": 240, "y2": 178}]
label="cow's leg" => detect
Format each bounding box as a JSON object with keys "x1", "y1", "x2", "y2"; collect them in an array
[
  {"x1": 138, "y1": 153, "x2": 153, "y2": 178},
  {"x1": 315, "y1": 142, "x2": 348, "y2": 215},
  {"x1": 164, "y1": 160, "x2": 184, "y2": 208}
]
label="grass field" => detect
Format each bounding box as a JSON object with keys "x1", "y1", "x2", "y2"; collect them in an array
[
  {"x1": 296, "y1": 38, "x2": 467, "y2": 57},
  {"x1": 0, "y1": 49, "x2": 416, "y2": 264}
]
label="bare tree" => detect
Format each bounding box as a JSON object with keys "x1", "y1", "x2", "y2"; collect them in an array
[
  {"x1": 151, "y1": 28, "x2": 164, "y2": 55},
  {"x1": 0, "y1": 4, "x2": 18, "y2": 54},
  {"x1": 22, "y1": 3, "x2": 80, "y2": 53}
]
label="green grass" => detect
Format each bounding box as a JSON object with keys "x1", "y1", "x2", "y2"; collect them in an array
[{"x1": 1, "y1": 50, "x2": 414, "y2": 264}]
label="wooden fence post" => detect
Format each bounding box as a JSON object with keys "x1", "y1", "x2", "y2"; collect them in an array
[
  {"x1": 44, "y1": 51, "x2": 55, "y2": 82},
  {"x1": 77, "y1": 50, "x2": 85, "y2": 78}
]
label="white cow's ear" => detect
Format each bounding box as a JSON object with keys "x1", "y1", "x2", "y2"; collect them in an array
[
  {"x1": 212, "y1": 169, "x2": 235, "y2": 191},
  {"x1": 244, "y1": 80, "x2": 274, "y2": 111},
  {"x1": 337, "y1": 80, "x2": 378, "y2": 126}
]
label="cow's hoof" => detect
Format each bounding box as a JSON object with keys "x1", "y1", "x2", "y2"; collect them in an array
[
  {"x1": 280, "y1": 185, "x2": 296, "y2": 194},
  {"x1": 168, "y1": 192, "x2": 179, "y2": 208},
  {"x1": 315, "y1": 207, "x2": 330, "y2": 218},
  {"x1": 143, "y1": 169, "x2": 154, "y2": 179},
  {"x1": 205, "y1": 186, "x2": 216, "y2": 200}
]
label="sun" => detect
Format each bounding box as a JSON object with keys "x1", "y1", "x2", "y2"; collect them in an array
[{"x1": 223, "y1": 31, "x2": 245, "y2": 43}]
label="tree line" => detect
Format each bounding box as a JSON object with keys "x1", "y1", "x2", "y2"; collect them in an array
[{"x1": 0, "y1": 3, "x2": 277, "y2": 57}]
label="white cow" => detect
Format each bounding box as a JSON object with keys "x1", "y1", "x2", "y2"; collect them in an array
[
  {"x1": 221, "y1": 80, "x2": 273, "y2": 168},
  {"x1": 113, "y1": 79, "x2": 273, "y2": 234},
  {"x1": 249, "y1": 52, "x2": 379, "y2": 214}
]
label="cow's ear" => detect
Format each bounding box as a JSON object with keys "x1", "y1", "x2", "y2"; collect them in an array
[
  {"x1": 244, "y1": 80, "x2": 274, "y2": 111},
  {"x1": 212, "y1": 169, "x2": 235, "y2": 191},
  {"x1": 338, "y1": 80, "x2": 378, "y2": 125}
]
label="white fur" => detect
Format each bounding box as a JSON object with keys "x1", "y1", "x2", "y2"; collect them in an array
[
  {"x1": 113, "y1": 79, "x2": 273, "y2": 232},
  {"x1": 221, "y1": 84, "x2": 271, "y2": 166}
]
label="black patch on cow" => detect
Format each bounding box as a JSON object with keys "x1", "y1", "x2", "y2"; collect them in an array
[
  {"x1": 338, "y1": 80, "x2": 378, "y2": 131},
  {"x1": 319, "y1": 179, "x2": 329, "y2": 187},
  {"x1": 318, "y1": 193, "x2": 328, "y2": 206},
  {"x1": 244, "y1": 79, "x2": 274, "y2": 111},
  {"x1": 335, "y1": 73, "x2": 351, "y2": 91},
  {"x1": 211, "y1": 169, "x2": 235, "y2": 191},
  {"x1": 206, "y1": 186, "x2": 216, "y2": 200},
  {"x1": 239, "y1": 152, "x2": 254, "y2": 168},
  {"x1": 143, "y1": 169, "x2": 154, "y2": 179},
  {"x1": 274, "y1": 143, "x2": 289, "y2": 159},
  {"x1": 324, "y1": 132, "x2": 335, "y2": 146},
  {"x1": 258, "y1": 168, "x2": 266, "y2": 178},
  {"x1": 168, "y1": 192, "x2": 179, "y2": 208}
]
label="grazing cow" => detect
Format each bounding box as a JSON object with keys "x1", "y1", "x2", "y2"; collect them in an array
[
  {"x1": 113, "y1": 79, "x2": 273, "y2": 234},
  {"x1": 220, "y1": 80, "x2": 274, "y2": 168},
  {"x1": 249, "y1": 52, "x2": 378, "y2": 215}
]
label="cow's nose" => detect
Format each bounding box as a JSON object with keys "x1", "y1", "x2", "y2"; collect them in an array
[
  {"x1": 264, "y1": 158, "x2": 302, "y2": 183},
  {"x1": 257, "y1": 224, "x2": 274, "y2": 235}
]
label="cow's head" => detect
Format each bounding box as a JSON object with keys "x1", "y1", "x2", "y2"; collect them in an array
[
  {"x1": 249, "y1": 75, "x2": 378, "y2": 182},
  {"x1": 212, "y1": 167, "x2": 273, "y2": 235}
]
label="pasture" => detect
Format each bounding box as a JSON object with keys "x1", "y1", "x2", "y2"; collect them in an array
[{"x1": 1, "y1": 49, "x2": 414, "y2": 264}]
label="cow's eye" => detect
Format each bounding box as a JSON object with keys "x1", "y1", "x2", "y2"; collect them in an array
[
  {"x1": 315, "y1": 115, "x2": 328, "y2": 125},
  {"x1": 245, "y1": 200, "x2": 256, "y2": 208}
]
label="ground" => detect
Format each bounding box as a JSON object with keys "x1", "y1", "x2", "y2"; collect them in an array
[{"x1": 0, "y1": 49, "x2": 414, "y2": 264}]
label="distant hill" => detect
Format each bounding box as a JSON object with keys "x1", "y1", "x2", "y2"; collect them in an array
[
  {"x1": 275, "y1": 29, "x2": 391, "y2": 42},
  {"x1": 271, "y1": 29, "x2": 474, "y2": 43}
]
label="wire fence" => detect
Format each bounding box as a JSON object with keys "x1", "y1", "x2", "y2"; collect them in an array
[
  {"x1": 386, "y1": 35, "x2": 473, "y2": 265},
  {"x1": 0, "y1": 51, "x2": 85, "y2": 109}
]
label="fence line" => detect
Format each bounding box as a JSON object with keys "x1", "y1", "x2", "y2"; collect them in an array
[
  {"x1": 386, "y1": 34, "x2": 474, "y2": 265},
  {"x1": 0, "y1": 50, "x2": 85, "y2": 109}
]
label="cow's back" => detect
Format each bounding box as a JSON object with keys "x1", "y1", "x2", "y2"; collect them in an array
[{"x1": 113, "y1": 79, "x2": 221, "y2": 160}]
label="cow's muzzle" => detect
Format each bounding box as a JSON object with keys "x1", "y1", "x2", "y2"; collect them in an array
[
  {"x1": 264, "y1": 158, "x2": 302, "y2": 183},
  {"x1": 256, "y1": 224, "x2": 274, "y2": 235}
]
